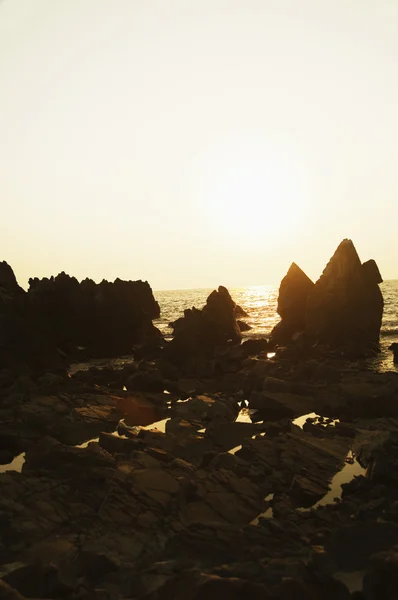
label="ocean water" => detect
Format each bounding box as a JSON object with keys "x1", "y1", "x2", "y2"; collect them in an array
[{"x1": 154, "y1": 280, "x2": 398, "y2": 372}]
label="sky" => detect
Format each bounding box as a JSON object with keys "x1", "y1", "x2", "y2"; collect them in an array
[{"x1": 0, "y1": 0, "x2": 397, "y2": 290}]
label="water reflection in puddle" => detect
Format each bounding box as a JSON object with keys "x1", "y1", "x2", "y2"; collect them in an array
[
  {"x1": 251, "y1": 493, "x2": 274, "y2": 525},
  {"x1": 292, "y1": 412, "x2": 340, "y2": 429},
  {"x1": 141, "y1": 418, "x2": 170, "y2": 433},
  {"x1": 311, "y1": 451, "x2": 366, "y2": 509},
  {"x1": 236, "y1": 407, "x2": 257, "y2": 423},
  {"x1": 297, "y1": 450, "x2": 367, "y2": 511},
  {"x1": 228, "y1": 445, "x2": 242, "y2": 455},
  {"x1": 0, "y1": 453, "x2": 26, "y2": 474}
]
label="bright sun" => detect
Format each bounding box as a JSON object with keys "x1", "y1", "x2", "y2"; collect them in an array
[{"x1": 199, "y1": 139, "x2": 310, "y2": 243}]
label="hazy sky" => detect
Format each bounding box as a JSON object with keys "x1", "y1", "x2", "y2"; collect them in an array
[{"x1": 1, "y1": 0, "x2": 397, "y2": 290}]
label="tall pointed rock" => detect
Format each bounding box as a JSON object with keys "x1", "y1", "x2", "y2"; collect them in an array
[
  {"x1": 306, "y1": 239, "x2": 384, "y2": 350},
  {"x1": 271, "y1": 262, "x2": 314, "y2": 345}
]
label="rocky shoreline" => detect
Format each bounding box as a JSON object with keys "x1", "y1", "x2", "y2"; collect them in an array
[{"x1": 0, "y1": 240, "x2": 396, "y2": 599}]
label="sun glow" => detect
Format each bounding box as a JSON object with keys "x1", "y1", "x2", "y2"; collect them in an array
[{"x1": 198, "y1": 139, "x2": 311, "y2": 244}]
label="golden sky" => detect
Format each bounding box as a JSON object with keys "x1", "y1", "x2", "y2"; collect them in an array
[{"x1": 1, "y1": 0, "x2": 397, "y2": 289}]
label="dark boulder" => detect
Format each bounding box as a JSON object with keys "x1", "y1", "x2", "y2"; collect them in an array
[
  {"x1": 389, "y1": 342, "x2": 398, "y2": 363},
  {"x1": 166, "y1": 286, "x2": 241, "y2": 365},
  {"x1": 271, "y1": 262, "x2": 314, "y2": 345},
  {"x1": 237, "y1": 320, "x2": 251, "y2": 332},
  {"x1": 306, "y1": 239, "x2": 383, "y2": 351}
]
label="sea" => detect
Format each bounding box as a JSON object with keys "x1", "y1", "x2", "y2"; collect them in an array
[{"x1": 154, "y1": 280, "x2": 398, "y2": 373}]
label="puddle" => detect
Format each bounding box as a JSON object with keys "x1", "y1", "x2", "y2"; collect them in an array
[
  {"x1": 123, "y1": 385, "x2": 127, "y2": 391},
  {"x1": 163, "y1": 390, "x2": 171, "y2": 395},
  {"x1": 176, "y1": 398, "x2": 190, "y2": 403},
  {"x1": 250, "y1": 493, "x2": 274, "y2": 524},
  {"x1": 236, "y1": 407, "x2": 257, "y2": 423},
  {"x1": 299, "y1": 450, "x2": 367, "y2": 511},
  {"x1": 228, "y1": 445, "x2": 242, "y2": 455},
  {"x1": 69, "y1": 355, "x2": 135, "y2": 375},
  {"x1": 141, "y1": 418, "x2": 170, "y2": 433},
  {"x1": 292, "y1": 412, "x2": 340, "y2": 429},
  {"x1": 0, "y1": 453, "x2": 26, "y2": 474},
  {"x1": 293, "y1": 412, "x2": 320, "y2": 428},
  {"x1": 76, "y1": 420, "x2": 129, "y2": 448},
  {"x1": 267, "y1": 352, "x2": 276, "y2": 359}
]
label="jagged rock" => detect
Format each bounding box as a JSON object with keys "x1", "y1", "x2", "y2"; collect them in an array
[
  {"x1": 166, "y1": 286, "x2": 241, "y2": 365},
  {"x1": 28, "y1": 272, "x2": 161, "y2": 357},
  {"x1": 306, "y1": 239, "x2": 384, "y2": 351},
  {"x1": 271, "y1": 240, "x2": 384, "y2": 354},
  {"x1": 271, "y1": 262, "x2": 314, "y2": 345},
  {"x1": 0, "y1": 263, "x2": 59, "y2": 372}
]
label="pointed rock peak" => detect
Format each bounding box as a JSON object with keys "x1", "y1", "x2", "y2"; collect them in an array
[
  {"x1": 285, "y1": 262, "x2": 314, "y2": 284},
  {"x1": 319, "y1": 239, "x2": 361, "y2": 281},
  {"x1": 362, "y1": 259, "x2": 383, "y2": 285},
  {"x1": 0, "y1": 261, "x2": 24, "y2": 294}
]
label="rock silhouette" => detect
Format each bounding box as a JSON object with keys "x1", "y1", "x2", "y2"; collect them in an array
[
  {"x1": 167, "y1": 286, "x2": 242, "y2": 364},
  {"x1": 271, "y1": 262, "x2": 314, "y2": 345},
  {"x1": 271, "y1": 239, "x2": 383, "y2": 353},
  {"x1": 28, "y1": 272, "x2": 161, "y2": 357},
  {"x1": 0, "y1": 263, "x2": 161, "y2": 368}
]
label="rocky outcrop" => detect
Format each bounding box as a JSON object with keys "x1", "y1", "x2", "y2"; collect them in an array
[
  {"x1": 271, "y1": 240, "x2": 384, "y2": 354},
  {"x1": 271, "y1": 262, "x2": 314, "y2": 345},
  {"x1": 166, "y1": 286, "x2": 242, "y2": 365},
  {"x1": 0, "y1": 263, "x2": 59, "y2": 372},
  {"x1": 306, "y1": 239, "x2": 383, "y2": 351},
  {"x1": 28, "y1": 272, "x2": 161, "y2": 357},
  {"x1": 0, "y1": 262, "x2": 161, "y2": 369}
]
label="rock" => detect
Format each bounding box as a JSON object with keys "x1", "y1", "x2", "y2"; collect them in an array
[
  {"x1": 0, "y1": 262, "x2": 24, "y2": 295},
  {"x1": 27, "y1": 272, "x2": 161, "y2": 357},
  {"x1": 204, "y1": 421, "x2": 258, "y2": 451},
  {"x1": 306, "y1": 239, "x2": 384, "y2": 352},
  {"x1": 0, "y1": 580, "x2": 26, "y2": 600},
  {"x1": 389, "y1": 342, "x2": 398, "y2": 363},
  {"x1": 165, "y1": 418, "x2": 202, "y2": 437},
  {"x1": 362, "y1": 549, "x2": 398, "y2": 599},
  {"x1": 328, "y1": 522, "x2": 398, "y2": 570},
  {"x1": 2, "y1": 563, "x2": 72, "y2": 599},
  {"x1": 126, "y1": 369, "x2": 166, "y2": 392},
  {"x1": 235, "y1": 304, "x2": 249, "y2": 318},
  {"x1": 0, "y1": 263, "x2": 59, "y2": 372},
  {"x1": 249, "y1": 390, "x2": 314, "y2": 419},
  {"x1": 175, "y1": 394, "x2": 237, "y2": 422},
  {"x1": 237, "y1": 320, "x2": 251, "y2": 332},
  {"x1": 113, "y1": 393, "x2": 160, "y2": 427},
  {"x1": 24, "y1": 436, "x2": 115, "y2": 473},
  {"x1": 166, "y1": 286, "x2": 241, "y2": 365},
  {"x1": 271, "y1": 262, "x2": 314, "y2": 345},
  {"x1": 240, "y1": 338, "x2": 270, "y2": 357},
  {"x1": 263, "y1": 376, "x2": 291, "y2": 392}
]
